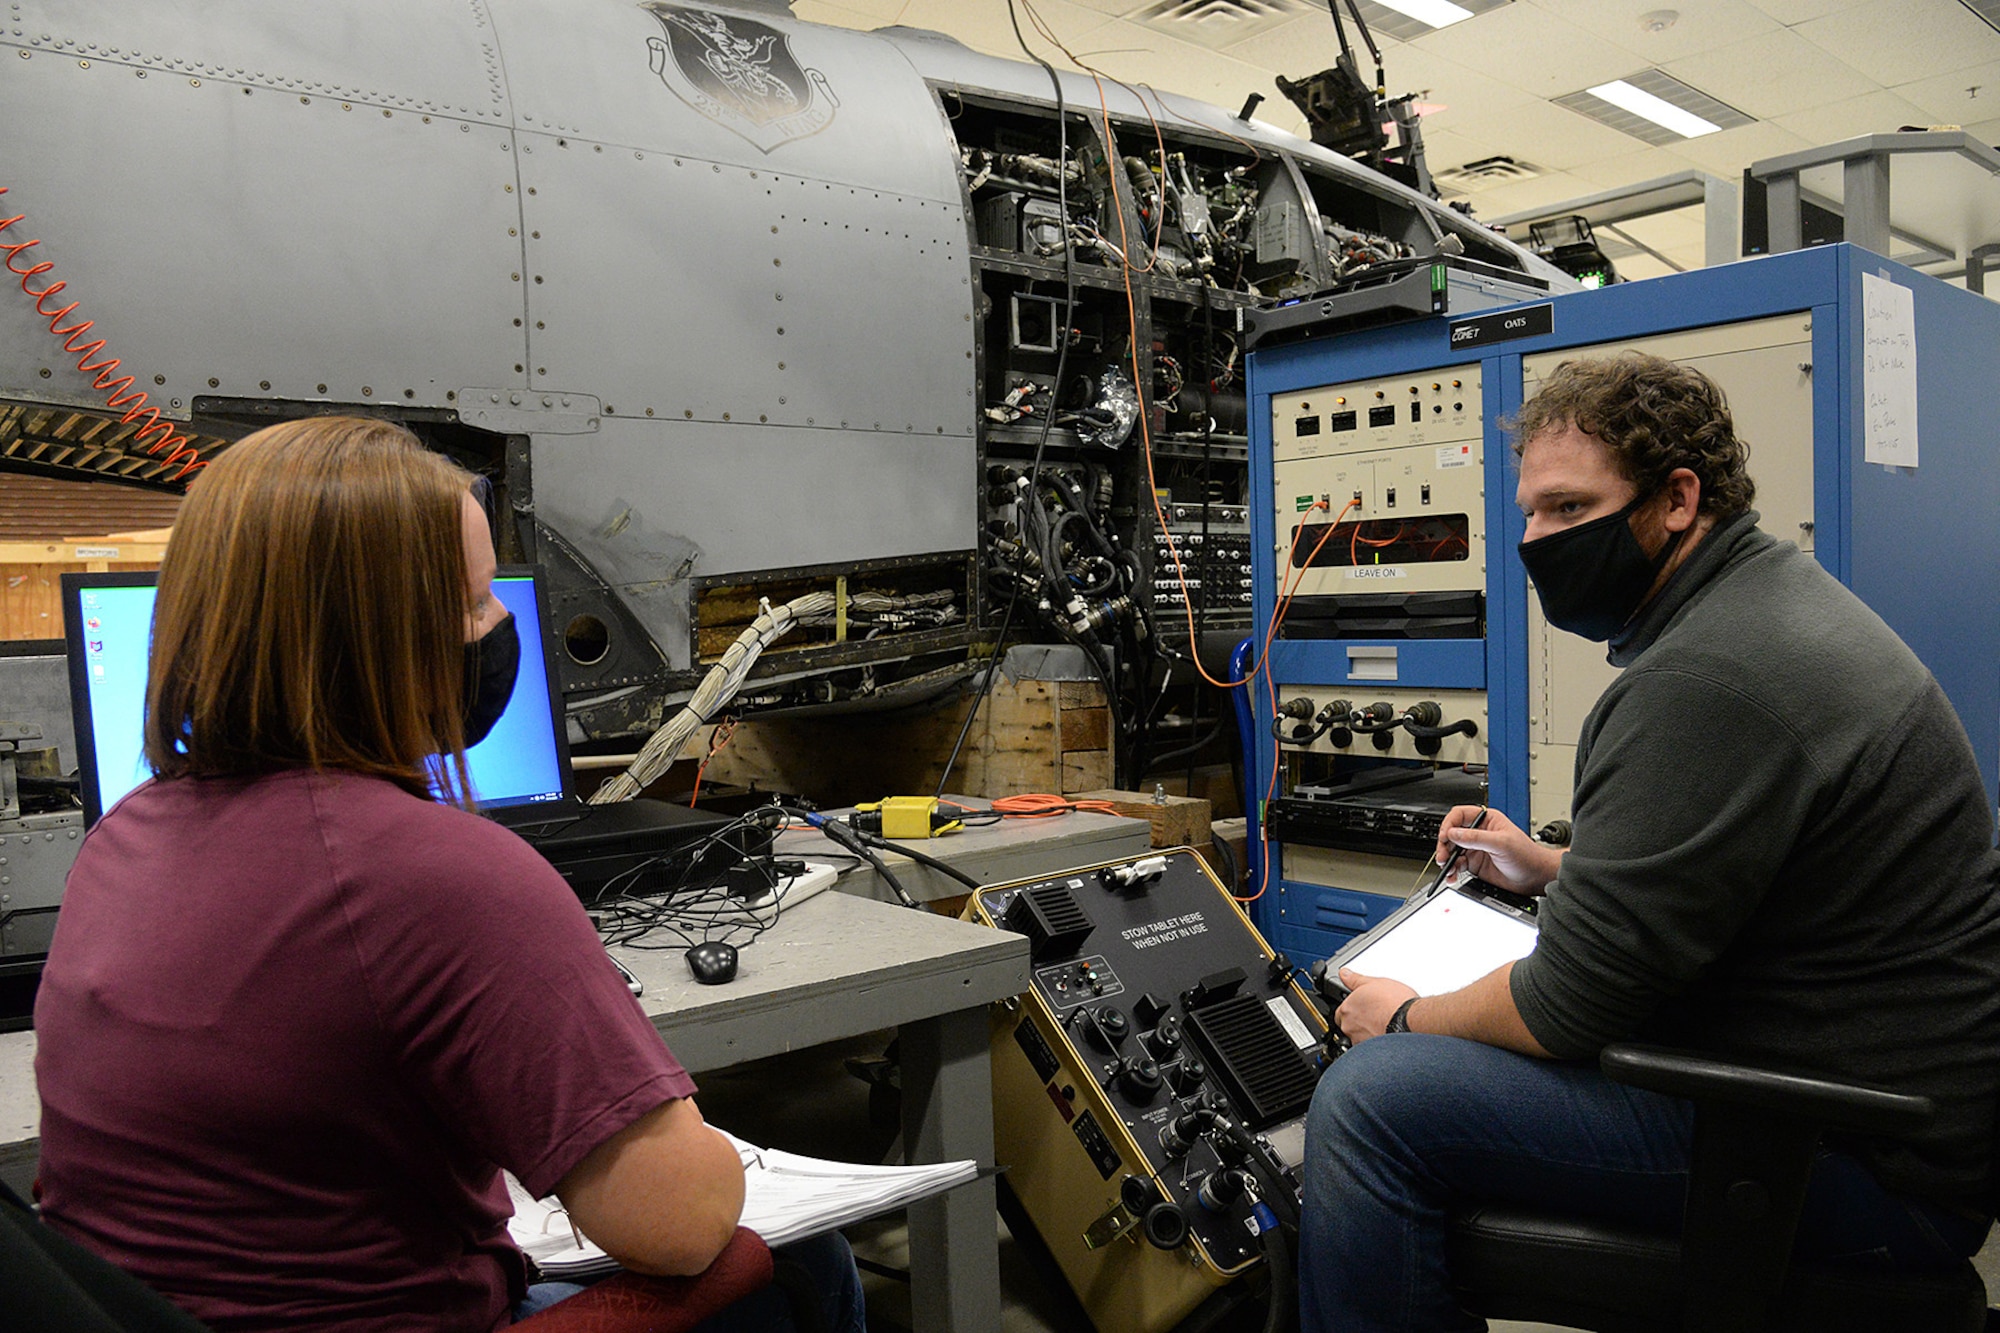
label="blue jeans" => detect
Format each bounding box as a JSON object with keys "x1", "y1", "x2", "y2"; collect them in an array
[
  {"x1": 514, "y1": 1230, "x2": 866, "y2": 1333},
  {"x1": 1299, "y1": 1034, "x2": 1991, "y2": 1333}
]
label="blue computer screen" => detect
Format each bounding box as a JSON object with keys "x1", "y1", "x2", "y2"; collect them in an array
[
  {"x1": 71, "y1": 582, "x2": 157, "y2": 816},
  {"x1": 68, "y1": 571, "x2": 569, "y2": 818},
  {"x1": 466, "y1": 574, "x2": 568, "y2": 811}
]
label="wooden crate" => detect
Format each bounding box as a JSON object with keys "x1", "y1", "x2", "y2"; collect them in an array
[
  {"x1": 699, "y1": 667, "x2": 1111, "y2": 809},
  {"x1": 1, "y1": 533, "x2": 170, "y2": 642}
]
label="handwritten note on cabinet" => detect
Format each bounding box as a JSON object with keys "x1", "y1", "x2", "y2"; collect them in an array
[{"x1": 1862, "y1": 271, "x2": 1919, "y2": 469}]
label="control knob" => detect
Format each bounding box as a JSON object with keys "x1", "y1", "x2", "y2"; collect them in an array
[
  {"x1": 1083, "y1": 1005, "x2": 1128, "y2": 1052},
  {"x1": 1116, "y1": 1054, "x2": 1164, "y2": 1104}
]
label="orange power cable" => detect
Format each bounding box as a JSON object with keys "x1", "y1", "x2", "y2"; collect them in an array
[
  {"x1": 988, "y1": 793, "x2": 1124, "y2": 819},
  {"x1": 688, "y1": 717, "x2": 739, "y2": 807},
  {"x1": 1009, "y1": 4, "x2": 1354, "y2": 905},
  {"x1": 1248, "y1": 500, "x2": 1357, "y2": 902}
]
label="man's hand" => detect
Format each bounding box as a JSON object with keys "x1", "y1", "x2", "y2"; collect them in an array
[
  {"x1": 1434, "y1": 806, "x2": 1562, "y2": 896},
  {"x1": 1335, "y1": 963, "x2": 1555, "y2": 1058},
  {"x1": 1333, "y1": 968, "x2": 1417, "y2": 1044}
]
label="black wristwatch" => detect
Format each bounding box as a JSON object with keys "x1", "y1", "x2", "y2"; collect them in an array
[{"x1": 1385, "y1": 998, "x2": 1418, "y2": 1035}]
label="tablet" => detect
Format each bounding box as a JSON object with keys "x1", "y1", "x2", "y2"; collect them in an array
[{"x1": 1327, "y1": 882, "x2": 1539, "y2": 997}]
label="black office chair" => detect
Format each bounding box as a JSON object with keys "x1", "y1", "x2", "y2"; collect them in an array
[
  {"x1": 1445, "y1": 1043, "x2": 1993, "y2": 1332},
  {"x1": 0, "y1": 1179, "x2": 209, "y2": 1333}
]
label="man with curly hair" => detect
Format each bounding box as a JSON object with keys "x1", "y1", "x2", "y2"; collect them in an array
[{"x1": 1299, "y1": 353, "x2": 2000, "y2": 1331}]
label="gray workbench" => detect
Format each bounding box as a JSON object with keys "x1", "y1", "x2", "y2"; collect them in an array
[
  {"x1": 777, "y1": 797, "x2": 1153, "y2": 904},
  {"x1": 619, "y1": 889, "x2": 1027, "y2": 1332},
  {"x1": 0, "y1": 889, "x2": 1029, "y2": 1333}
]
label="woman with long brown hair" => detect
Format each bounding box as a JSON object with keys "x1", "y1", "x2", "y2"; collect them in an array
[{"x1": 32, "y1": 418, "x2": 861, "y2": 1332}]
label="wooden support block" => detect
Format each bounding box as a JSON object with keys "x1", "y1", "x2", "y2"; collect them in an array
[
  {"x1": 1057, "y1": 680, "x2": 1100, "y2": 710},
  {"x1": 1071, "y1": 788, "x2": 1211, "y2": 850},
  {"x1": 1057, "y1": 704, "x2": 1110, "y2": 752},
  {"x1": 1203, "y1": 817, "x2": 1249, "y2": 892},
  {"x1": 1061, "y1": 750, "x2": 1112, "y2": 795}
]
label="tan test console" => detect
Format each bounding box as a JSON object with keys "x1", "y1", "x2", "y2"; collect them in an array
[{"x1": 964, "y1": 849, "x2": 1330, "y2": 1333}]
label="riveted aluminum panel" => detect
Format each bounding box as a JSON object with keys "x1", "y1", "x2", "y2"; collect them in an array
[
  {"x1": 489, "y1": 3, "x2": 964, "y2": 203},
  {"x1": 515, "y1": 138, "x2": 971, "y2": 431},
  {"x1": 10, "y1": 0, "x2": 511, "y2": 119},
  {"x1": 530, "y1": 416, "x2": 976, "y2": 670},
  {"x1": 494, "y1": 1, "x2": 973, "y2": 432},
  {"x1": 0, "y1": 25, "x2": 526, "y2": 413}
]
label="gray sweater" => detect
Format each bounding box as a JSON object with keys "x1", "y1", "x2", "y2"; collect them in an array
[{"x1": 1511, "y1": 511, "x2": 2000, "y2": 1205}]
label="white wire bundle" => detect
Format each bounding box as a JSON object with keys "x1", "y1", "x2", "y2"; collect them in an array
[
  {"x1": 588, "y1": 591, "x2": 837, "y2": 804},
  {"x1": 848, "y1": 589, "x2": 953, "y2": 612}
]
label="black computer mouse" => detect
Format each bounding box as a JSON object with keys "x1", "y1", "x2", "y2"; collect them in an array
[{"x1": 685, "y1": 941, "x2": 739, "y2": 985}]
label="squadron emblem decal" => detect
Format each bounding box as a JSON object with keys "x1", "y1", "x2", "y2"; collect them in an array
[{"x1": 643, "y1": 4, "x2": 838, "y2": 153}]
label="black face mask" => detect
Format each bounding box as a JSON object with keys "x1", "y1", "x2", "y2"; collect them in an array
[
  {"x1": 463, "y1": 613, "x2": 520, "y2": 747},
  {"x1": 1518, "y1": 494, "x2": 1683, "y2": 642}
]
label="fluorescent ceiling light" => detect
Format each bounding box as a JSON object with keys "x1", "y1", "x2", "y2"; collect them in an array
[
  {"x1": 1586, "y1": 79, "x2": 1721, "y2": 138},
  {"x1": 1370, "y1": 0, "x2": 1476, "y2": 28}
]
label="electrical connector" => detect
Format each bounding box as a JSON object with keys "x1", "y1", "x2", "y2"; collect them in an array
[{"x1": 850, "y1": 796, "x2": 963, "y2": 840}]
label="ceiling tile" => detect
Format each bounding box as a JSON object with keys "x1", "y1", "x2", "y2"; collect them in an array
[
  {"x1": 1562, "y1": 147, "x2": 1708, "y2": 189},
  {"x1": 793, "y1": 0, "x2": 912, "y2": 26},
  {"x1": 1420, "y1": 122, "x2": 1510, "y2": 165},
  {"x1": 1793, "y1": 3, "x2": 2000, "y2": 87},
  {"x1": 1522, "y1": 0, "x2": 1782, "y2": 62},
  {"x1": 1355, "y1": 44, "x2": 1542, "y2": 140},
  {"x1": 1772, "y1": 89, "x2": 1936, "y2": 143},
  {"x1": 1893, "y1": 62, "x2": 2000, "y2": 123},
  {"x1": 1222, "y1": 12, "x2": 1403, "y2": 70},
  {"x1": 1662, "y1": 28, "x2": 1876, "y2": 119},
  {"x1": 1738, "y1": 0, "x2": 1881, "y2": 23},
  {"x1": 1606, "y1": 204, "x2": 1711, "y2": 248},
  {"x1": 1080, "y1": 33, "x2": 1295, "y2": 113},
  {"x1": 1962, "y1": 114, "x2": 2000, "y2": 142},
  {"x1": 889, "y1": 0, "x2": 1120, "y2": 59},
  {"x1": 1596, "y1": 239, "x2": 1706, "y2": 277},
  {"x1": 1661, "y1": 119, "x2": 1817, "y2": 175},
  {"x1": 1610, "y1": 251, "x2": 1687, "y2": 281},
  {"x1": 1456, "y1": 167, "x2": 1602, "y2": 215},
  {"x1": 1477, "y1": 96, "x2": 1671, "y2": 168},
  {"x1": 1404, "y1": 4, "x2": 1641, "y2": 97}
]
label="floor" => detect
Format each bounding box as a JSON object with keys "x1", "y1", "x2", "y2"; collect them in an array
[{"x1": 696, "y1": 1032, "x2": 2000, "y2": 1333}]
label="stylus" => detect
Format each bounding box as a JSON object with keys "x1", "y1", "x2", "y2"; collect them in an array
[{"x1": 1429, "y1": 806, "x2": 1487, "y2": 898}]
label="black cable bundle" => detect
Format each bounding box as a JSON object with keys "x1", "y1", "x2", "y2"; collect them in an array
[{"x1": 590, "y1": 807, "x2": 817, "y2": 952}]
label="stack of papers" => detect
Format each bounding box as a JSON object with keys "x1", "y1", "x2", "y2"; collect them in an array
[{"x1": 506, "y1": 1129, "x2": 978, "y2": 1277}]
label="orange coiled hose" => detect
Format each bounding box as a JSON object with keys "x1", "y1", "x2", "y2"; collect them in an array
[{"x1": 0, "y1": 186, "x2": 205, "y2": 481}]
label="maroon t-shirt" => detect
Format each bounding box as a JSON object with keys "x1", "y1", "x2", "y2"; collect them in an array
[{"x1": 34, "y1": 770, "x2": 696, "y2": 1332}]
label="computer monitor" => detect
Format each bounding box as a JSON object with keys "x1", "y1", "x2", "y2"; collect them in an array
[{"x1": 60, "y1": 566, "x2": 575, "y2": 824}]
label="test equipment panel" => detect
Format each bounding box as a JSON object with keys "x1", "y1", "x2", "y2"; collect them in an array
[
  {"x1": 965, "y1": 849, "x2": 1326, "y2": 1333},
  {"x1": 1243, "y1": 244, "x2": 2000, "y2": 966}
]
